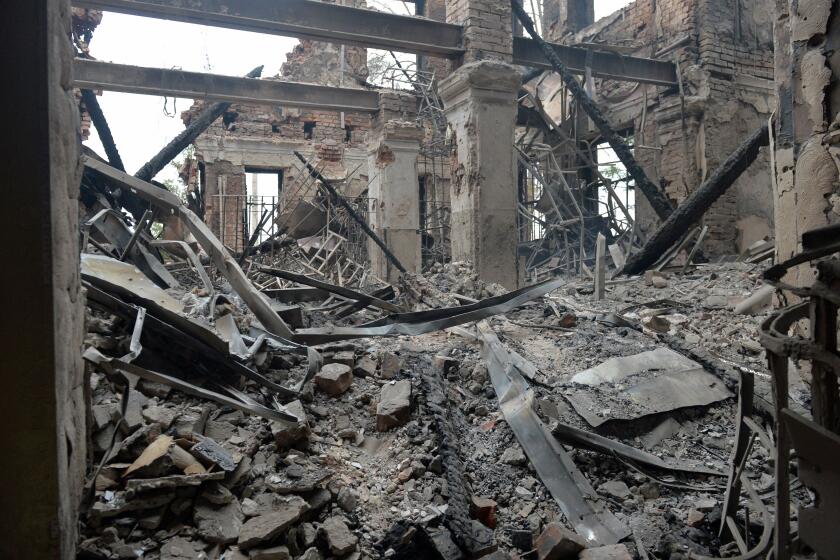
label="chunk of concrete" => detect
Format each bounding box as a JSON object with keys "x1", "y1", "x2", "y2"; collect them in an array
[
  {"x1": 193, "y1": 497, "x2": 244, "y2": 544},
  {"x1": 534, "y1": 523, "x2": 585, "y2": 560},
  {"x1": 249, "y1": 545, "x2": 291, "y2": 560},
  {"x1": 597, "y1": 480, "x2": 631, "y2": 501},
  {"x1": 298, "y1": 547, "x2": 323, "y2": 560},
  {"x1": 160, "y1": 536, "x2": 208, "y2": 559},
  {"x1": 379, "y1": 351, "x2": 401, "y2": 379},
  {"x1": 318, "y1": 516, "x2": 357, "y2": 556},
  {"x1": 376, "y1": 380, "x2": 411, "y2": 431},
  {"x1": 687, "y1": 509, "x2": 705, "y2": 527},
  {"x1": 330, "y1": 350, "x2": 355, "y2": 367},
  {"x1": 500, "y1": 445, "x2": 526, "y2": 466},
  {"x1": 353, "y1": 355, "x2": 377, "y2": 377},
  {"x1": 238, "y1": 500, "x2": 308, "y2": 550},
  {"x1": 270, "y1": 400, "x2": 310, "y2": 448},
  {"x1": 142, "y1": 405, "x2": 178, "y2": 429},
  {"x1": 578, "y1": 544, "x2": 633, "y2": 560},
  {"x1": 733, "y1": 285, "x2": 774, "y2": 315},
  {"x1": 427, "y1": 528, "x2": 464, "y2": 560},
  {"x1": 315, "y1": 363, "x2": 353, "y2": 396}
]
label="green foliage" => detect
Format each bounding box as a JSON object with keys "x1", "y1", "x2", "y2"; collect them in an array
[{"x1": 601, "y1": 163, "x2": 622, "y2": 181}]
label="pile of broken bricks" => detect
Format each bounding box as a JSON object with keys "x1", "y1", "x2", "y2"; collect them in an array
[{"x1": 80, "y1": 338, "x2": 415, "y2": 560}]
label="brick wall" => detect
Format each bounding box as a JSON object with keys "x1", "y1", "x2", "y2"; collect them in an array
[
  {"x1": 446, "y1": 0, "x2": 513, "y2": 63},
  {"x1": 546, "y1": 0, "x2": 775, "y2": 255}
]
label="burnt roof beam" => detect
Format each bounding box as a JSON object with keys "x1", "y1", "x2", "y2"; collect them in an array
[
  {"x1": 73, "y1": 59, "x2": 382, "y2": 113},
  {"x1": 72, "y1": 0, "x2": 676, "y2": 86}
]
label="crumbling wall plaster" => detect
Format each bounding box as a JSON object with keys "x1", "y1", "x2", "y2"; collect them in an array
[
  {"x1": 440, "y1": 61, "x2": 522, "y2": 288},
  {"x1": 774, "y1": 0, "x2": 840, "y2": 286},
  {"x1": 367, "y1": 119, "x2": 424, "y2": 281},
  {"x1": 546, "y1": 0, "x2": 776, "y2": 256}
]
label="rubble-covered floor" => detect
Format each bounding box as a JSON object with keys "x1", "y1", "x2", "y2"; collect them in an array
[{"x1": 78, "y1": 259, "x2": 803, "y2": 560}]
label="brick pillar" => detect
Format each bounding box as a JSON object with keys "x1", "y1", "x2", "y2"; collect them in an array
[
  {"x1": 440, "y1": 62, "x2": 522, "y2": 289},
  {"x1": 446, "y1": 0, "x2": 514, "y2": 64},
  {"x1": 367, "y1": 92, "x2": 423, "y2": 282}
]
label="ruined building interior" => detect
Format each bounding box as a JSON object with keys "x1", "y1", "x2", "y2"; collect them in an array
[{"x1": 6, "y1": 0, "x2": 840, "y2": 558}]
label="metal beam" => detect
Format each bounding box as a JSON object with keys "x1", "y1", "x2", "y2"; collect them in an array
[
  {"x1": 512, "y1": 37, "x2": 677, "y2": 86},
  {"x1": 73, "y1": 0, "x2": 675, "y2": 86},
  {"x1": 72, "y1": 0, "x2": 464, "y2": 57},
  {"x1": 73, "y1": 59, "x2": 381, "y2": 112}
]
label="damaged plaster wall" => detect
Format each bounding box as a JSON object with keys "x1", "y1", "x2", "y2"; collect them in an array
[
  {"x1": 186, "y1": 0, "x2": 372, "y2": 247},
  {"x1": 548, "y1": 0, "x2": 775, "y2": 256},
  {"x1": 774, "y1": 0, "x2": 840, "y2": 286},
  {"x1": 440, "y1": 61, "x2": 522, "y2": 289},
  {"x1": 1, "y1": 0, "x2": 86, "y2": 557},
  {"x1": 367, "y1": 93, "x2": 425, "y2": 281}
]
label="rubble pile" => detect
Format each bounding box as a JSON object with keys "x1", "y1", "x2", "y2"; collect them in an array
[
  {"x1": 76, "y1": 143, "x2": 805, "y2": 560},
  {"x1": 81, "y1": 237, "x2": 797, "y2": 559},
  {"x1": 424, "y1": 262, "x2": 509, "y2": 301}
]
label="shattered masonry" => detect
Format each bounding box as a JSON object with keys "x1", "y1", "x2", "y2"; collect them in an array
[{"x1": 11, "y1": 0, "x2": 840, "y2": 558}]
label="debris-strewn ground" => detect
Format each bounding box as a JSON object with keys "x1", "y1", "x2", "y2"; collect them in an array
[{"x1": 79, "y1": 259, "x2": 795, "y2": 560}]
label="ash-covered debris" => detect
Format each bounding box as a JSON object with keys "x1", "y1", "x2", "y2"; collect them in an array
[{"x1": 76, "y1": 151, "x2": 796, "y2": 559}]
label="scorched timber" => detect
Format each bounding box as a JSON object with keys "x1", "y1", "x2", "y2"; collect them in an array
[{"x1": 620, "y1": 123, "x2": 770, "y2": 276}]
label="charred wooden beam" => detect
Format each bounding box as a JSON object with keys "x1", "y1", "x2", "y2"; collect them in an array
[
  {"x1": 134, "y1": 65, "x2": 263, "y2": 182},
  {"x1": 81, "y1": 88, "x2": 125, "y2": 171},
  {"x1": 620, "y1": 123, "x2": 770, "y2": 276},
  {"x1": 511, "y1": 0, "x2": 675, "y2": 222}
]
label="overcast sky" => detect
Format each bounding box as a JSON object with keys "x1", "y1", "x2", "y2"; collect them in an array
[{"x1": 84, "y1": 0, "x2": 634, "y2": 184}]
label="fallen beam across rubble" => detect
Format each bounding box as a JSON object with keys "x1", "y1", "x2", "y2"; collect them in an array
[
  {"x1": 620, "y1": 123, "x2": 770, "y2": 276},
  {"x1": 293, "y1": 277, "x2": 566, "y2": 344},
  {"x1": 258, "y1": 266, "x2": 402, "y2": 314},
  {"x1": 81, "y1": 88, "x2": 125, "y2": 172},
  {"x1": 82, "y1": 155, "x2": 295, "y2": 338},
  {"x1": 82, "y1": 282, "x2": 301, "y2": 422},
  {"x1": 551, "y1": 422, "x2": 723, "y2": 477},
  {"x1": 476, "y1": 321, "x2": 630, "y2": 545}
]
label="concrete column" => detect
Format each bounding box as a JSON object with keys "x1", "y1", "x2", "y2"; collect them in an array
[
  {"x1": 1, "y1": 0, "x2": 86, "y2": 557},
  {"x1": 367, "y1": 92, "x2": 423, "y2": 282},
  {"x1": 439, "y1": 61, "x2": 522, "y2": 289},
  {"x1": 368, "y1": 123, "x2": 424, "y2": 282}
]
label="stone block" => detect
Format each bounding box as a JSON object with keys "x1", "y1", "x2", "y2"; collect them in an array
[
  {"x1": 578, "y1": 544, "x2": 633, "y2": 560},
  {"x1": 315, "y1": 364, "x2": 353, "y2": 397},
  {"x1": 376, "y1": 380, "x2": 412, "y2": 431},
  {"x1": 270, "y1": 400, "x2": 310, "y2": 448},
  {"x1": 318, "y1": 517, "x2": 358, "y2": 556}
]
